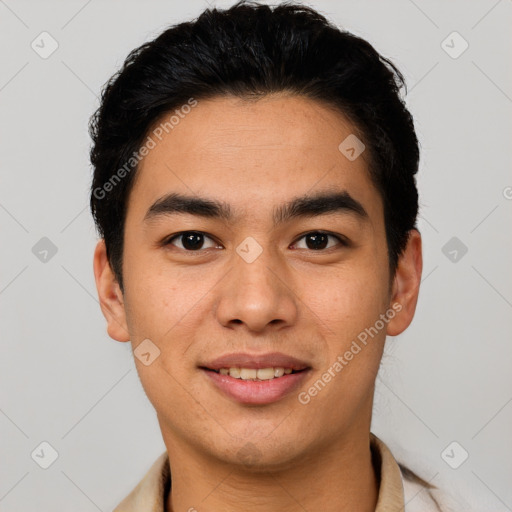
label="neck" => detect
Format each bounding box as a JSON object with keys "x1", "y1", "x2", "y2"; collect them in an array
[{"x1": 163, "y1": 428, "x2": 379, "y2": 512}]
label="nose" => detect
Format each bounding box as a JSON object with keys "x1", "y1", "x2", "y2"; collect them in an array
[{"x1": 214, "y1": 245, "x2": 299, "y2": 334}]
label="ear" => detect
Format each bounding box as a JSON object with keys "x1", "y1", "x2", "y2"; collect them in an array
[
  {"x1": 93, "y1": 239, "x2": 130, "y2": 342},
  {"x1": 386, "y1": 229, "x2": 423, "y2": 336}
]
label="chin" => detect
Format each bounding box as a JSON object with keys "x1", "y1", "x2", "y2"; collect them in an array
[{"x1": 214, "y1": 435, "x2": 307, "y2": 473}]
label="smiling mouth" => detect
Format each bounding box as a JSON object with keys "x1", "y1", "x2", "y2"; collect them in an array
[{"x1": 203, "y1": 367, "x2": 307, "y2": 381}]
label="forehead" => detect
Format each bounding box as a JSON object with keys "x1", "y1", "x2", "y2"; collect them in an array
[{"x1": 129, "y1": 94, "x2": 382, "y2": 223}]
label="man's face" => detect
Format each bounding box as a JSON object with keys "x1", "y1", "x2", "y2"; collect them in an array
[{"x1": 96, "y1": 94, "x2": 420, "y2": 468}]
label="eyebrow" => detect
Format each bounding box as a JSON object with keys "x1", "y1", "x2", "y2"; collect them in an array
[{"x1": 144, "y1": 190, "x2": 368, "y2": 225}]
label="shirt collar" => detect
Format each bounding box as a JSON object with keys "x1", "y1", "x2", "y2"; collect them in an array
[{"x1": 114, "y1": 432, "x2": 405, "y2": 511}]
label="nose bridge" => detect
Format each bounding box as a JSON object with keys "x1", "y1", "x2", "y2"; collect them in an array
[
  {"x1": 215, "y1": 239, "x2": 298, "y2": 332},
  {"x1": 234, "y1": 246, "x2": 278, "y2": 298}
]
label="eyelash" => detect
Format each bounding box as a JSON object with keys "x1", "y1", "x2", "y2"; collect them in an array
[{"x1": 163, "y1": 230, "x2": 348, "y2": 252}]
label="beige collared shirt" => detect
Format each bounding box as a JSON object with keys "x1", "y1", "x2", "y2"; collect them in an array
[{"x1": 113, "y1": 433, "x2": 448, "y2": 511}]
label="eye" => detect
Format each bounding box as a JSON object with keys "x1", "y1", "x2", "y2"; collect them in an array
[
  {"x1": 165, "y1": 231, "x2": 220, "y2": 251},
  {"x1": 163, "y1": 230, "x2": 347, "y2": 252},
  {"x1": 292, "y1": 231, "x2": 347, "y2": 251}
]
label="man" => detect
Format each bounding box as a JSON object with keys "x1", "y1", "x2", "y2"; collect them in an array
[{"x1": 90, "y1": 2, "x2": 458, "y2": 510}]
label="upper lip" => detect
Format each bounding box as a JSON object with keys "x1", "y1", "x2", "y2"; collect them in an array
[{"x1": 201, "y1": 352, "x2": 310, "y2": 371}]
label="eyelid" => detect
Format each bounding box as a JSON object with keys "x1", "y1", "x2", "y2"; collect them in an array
[
  {"x1": 164, "y1": 231, "x2": 221, "y2": 250},
  {"x1": 291, "y1": 230, "x2": 349, "y2": 249},
  {"x1": 163, "y1": 230, "x2": 349, "y2": 252}
]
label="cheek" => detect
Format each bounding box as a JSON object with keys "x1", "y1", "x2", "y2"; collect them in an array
[
  {"x1": 122, "y1": 246, "x2": 190, "y2": 335},
  {"x1": 124, "y1": 280, "x2": 197, "y2": 347},
  {"x1": 302, "y1": 268, "x2": 389, "y2": 408},
  {"x1": 121, "y1": 255, "x2": 223, "y2": 385},
  {"x1": 299, "y1": 263, "x2": 390, "y2": 403},
  {"x1": 303, "y1": 260, "x2": 390, "y2": 337},
  {"x1": 121, "y1": 268, "x2": 204, "y2": 412}
]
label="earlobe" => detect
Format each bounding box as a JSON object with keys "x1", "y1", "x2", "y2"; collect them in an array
[
  {"x1": 386, "y1": 229, "x2": 423, "y2": 337},
  {"x1": 93, "y1": 240, "x2": 130, "y2": 342}
]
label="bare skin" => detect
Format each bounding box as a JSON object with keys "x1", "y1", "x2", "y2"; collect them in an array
[{"x1": 94, "y1": 94, "x2": 422, "y2": 512}]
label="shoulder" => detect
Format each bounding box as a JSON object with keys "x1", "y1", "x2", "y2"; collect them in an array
[
  {"x1": 400, "y1": 462, "x2": 452, "y2": 512},
  {"x1": 113, "y1": 451, "x2": 170, "y2": 511},
  {"x1": 399, "y1": 462, "x2": 499, "y2": 512}
]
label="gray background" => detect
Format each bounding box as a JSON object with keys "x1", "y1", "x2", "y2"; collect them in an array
[{"x1": 1, "y1": 0, "x2": 511, "y2": 510}]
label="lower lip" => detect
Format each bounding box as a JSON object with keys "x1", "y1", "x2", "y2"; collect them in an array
[{"x1": 202, "y1": 369, "x2": 310, "y2": 405}]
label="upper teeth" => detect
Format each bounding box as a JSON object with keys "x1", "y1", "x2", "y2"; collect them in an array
[{"x1": 218, "y1": 367, "x2": 294, "y2": 380}]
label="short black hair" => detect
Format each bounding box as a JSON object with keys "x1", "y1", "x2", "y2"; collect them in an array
[{"x1": 89, "y1": 0, "x2": 419, "y2": 291}]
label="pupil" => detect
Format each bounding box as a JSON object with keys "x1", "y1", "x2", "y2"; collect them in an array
[
  {"x1": 183, "y1": 232, "x2": 203, "y2": 250},
  {"x1": 306, "y1": 233, "x2": 328, "y2": 250}
]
